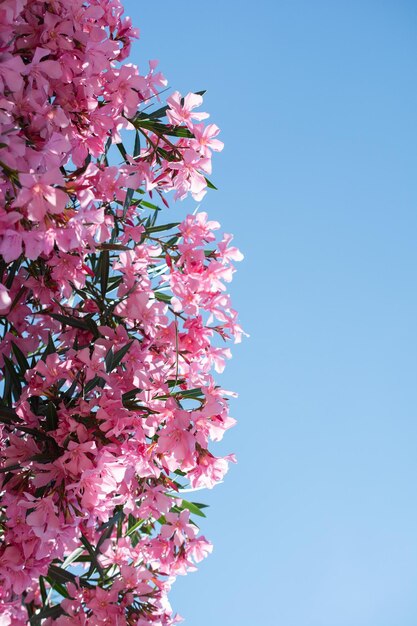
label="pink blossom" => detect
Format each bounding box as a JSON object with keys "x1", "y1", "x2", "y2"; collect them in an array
[
  {"x1": 25, "y1": 495, "x2": 61, "y2": 541},
  {"x1": 192, "y1": 123, "x2": 224, "y2": 156},
  {"x1": 167, "y1": 91, "x2": 209, "y2": 129},
  {"x1": 160, "y1": 510, "x2": 197, "y2": 547},
  {"x1": 15, "y1": 170, "x2": 67, "y2": 221}
]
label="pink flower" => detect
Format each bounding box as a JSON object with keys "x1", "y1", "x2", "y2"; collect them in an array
[
  {"x1": 157, "y1": 411, "x2": 196, "y2": 471},
  {"x1": 0, "y1": 229, "x2": 23, "y2": 263},
  {"x1": 160, "y1": 510, "x2": 197, "y2": 547},
  {"x1": 167, "y1": 91, "x2": 209, "y2": 129},
  {"x1": 15, "y1": 170, "x2": 67, "y2": 221},
  {"x1": 22, "y1": 47, "x2": 62, "y2": 91},
  {"x1": 169, "y1": 149, "x2": 211, "y2": 201},
  {"x1": 192, "y1": 123, "x2": 224, "y2": 156},
  {"x1": 60, "y1": 441, "x2": 97, "y2": 477},
  {"x1": 179, "y1": 212, "x2": 220, "y2": 245},
  {"x1": 24, "y1": 495, "x2": 60, "y2": 541}
]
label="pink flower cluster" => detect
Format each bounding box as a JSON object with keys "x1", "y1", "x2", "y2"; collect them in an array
[{"x1": 0, "y1": 1, "x2": 242, "y2": 624}]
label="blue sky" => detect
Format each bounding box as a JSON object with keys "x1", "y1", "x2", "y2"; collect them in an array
[{"x1": 124, "y1": 2, "x2": 417, "y2": 625}]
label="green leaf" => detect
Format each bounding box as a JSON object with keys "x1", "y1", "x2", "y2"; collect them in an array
[
  {"x1": 100, "y1": 250, "x2": 110, "y2": 298},
  {"x1": 146, "y1": 105, "x2": 169, "y2": 119},
  {"x1": 123, "y1": 186, "x2": 135, "y2": 218},
  {"x1": 106, "y1": 340, "x2": 134, "y2": 373},
  {"x1": 11, "y1": 341, "x2": 30, "y2": 374},
  {"x1": 145, "y1": 222, "x2": 180, "y2": 234},
  {"x1": 39, "y1": 576, "x2": 47, "y2": 604},
  {"x1": 5, "y1": 258, "x2": 22, "y2": 289},
  {"x1": 133, "y1": 129, "x2": 141, "y2": 157},
  {"x1": 156, "y1": 146, "x2": 181, "y2": 162},
  {"x1": 80, "y1": 533, "x2": 103, "y2": 576},
  {"x1": 47, "y1": 564, "x2": 76, "y2": 585},
  {"x1": 48, "y1": 564, "x2": 93, "y2": 589},
  {"x1": 107, "y1": 275, "x2": 123, "y2": 290},
  {"x1": 116, "y1": 142, "x2": 128, "y2": 163},
  {"x1": 30, "y1": 604, "x2": 65, "y2": 625},
  {"x1": 154, "y1": 292, "x2": 171, "y2": 304},
  {"x1": 139, "y1": 200, "x2": 161, "y2": 211},
  {"x1": 126, "y1": 517, "x2": 144, "y2": 537},
  {"x1": 165, "y1": 234, "x2": 181, "y2": 248},
  {"x1": 45, "y1": 402, "x2": 58, "y2": 431},
  {"x1": 62, "y1": 371, "x2": 81, "y2": 403},
  {"x1": 49, "y1": 313, "x2": 99, "y2": 338},
  {"x1": 49, "y1": 313, "x2": 90, "y2": 331},
  {"x1": 168, "y1": 496, "x2": 207, "y2": 518},
  {"x1": 61, "y1": 547, "x2": 84, "y2": 570},
  {"x1": 3, "y1": 354, "x2": 22, "y2": 401},
  {"x1": 133, "y1": 119, "x2": 194, "y2": 138},
  {"x1": 205, "y1": 176, "x2": 218, "y2": 190},
  {"x1": 45, "y1": 576, "x2": 70, "y2": 599},
  {"x1": 84, "y1": 375, "x2": 106, "y2": 395},
  {"x1": 149, "y1": 208, "x2": 159, "y2": 228},
  {"x1": 41, "y1": 334, "x2": 56, "y2": 361},
  {"x1": 0, "y1": 463, "x2": 20, "y2": 474},
  {"x1": 121, "y1": 388, "x2": 141, "y2": 403},
  {"x1": 176, "y1": 387, "x2": 204, "y2": 399}
]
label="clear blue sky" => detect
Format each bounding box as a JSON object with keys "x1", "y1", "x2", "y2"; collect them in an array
[{"x1": 124, "y1": 2, "x2": 417, "y2": 625}]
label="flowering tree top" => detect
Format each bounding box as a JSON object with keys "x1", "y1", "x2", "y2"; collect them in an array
[{"x1": 0, "y1": 1, "x2": 243, "y2": 624}]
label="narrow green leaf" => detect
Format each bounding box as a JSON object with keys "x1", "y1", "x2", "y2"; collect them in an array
[
  {"x1": 140, "y1": 200, "x2": 161, "y2": 211},
  {"x1": 100, "y1": 250, "x2": 109, "y2": 298},
  {"x1": 126, "y1": 517, "x2": 144, "y2": 537},
  {"x1": 80, "y1": 533, "x2": 103, "y2": 576},
  {"x1": 41, "y1": 334, "x2": 56, "y2": 361},
  {"x1": 146, "y1": 222, "x2": 180, "y2": 234},
  {"x1": 11, "y1": 341, "x2": 30, "y2": 374},
  {"x1": 49, "y1": 313, "x2": 99, "y2": 339},
  {"x1": 204, "y1": 176, "x2": 218, "y2": 190},
  {"x1": 0, "y1": 406, "x2": 27, "y2": 425},
  {"x1": 154, "y1": 292, "x2": 171, "y2": 304},
  {"x1": 47, "y1": 564, "x2": 76, "y2": 585},
  {"x1": 175, "y1": 387, "x2": 204, "y2": 399},
  {"x1": 62, "y1": 371, "x2": 81, "y2": 403},
  {"x1": 121, "y1": 388, "x2": 141, "y2": 403},
  {"x1": 168, "y1": 496, "x2": 207, "y2": 518},
  {"x1": 30, "y1": 604, "x2": 65, "y2": 625},
  {"x1": 45, "y1": 576, "x2": 70, "y2": 599},
  {"x1": 156, "y1": 146, "x2": 181, "y2": 162},
  {"x1": 61, "y1": 547, "x2": 84, "y2": 570},
  {"x1": 49, "y1": 313, "x2": 90, "y2": 331},
  {"x1": 133, "y1": 129, "x2": 141, "y2": 157},
  {"x1": 116, "y1": 142, "x2": 128, "y2": 162},
  {"x1": 47, "y1": 564, "x2": 93, "y2": 589},
  {"x1": 123, "y1": 186, "x2": 135, "y2": 217},
  {"x1": 0, "y1": 463, "x2": 20, "y2": 474},
  {"x1": 134, "y1": 119, "x2": 194, "y2": 138},
  {"x1": 147, "y1": 105, "x2": 169, "y2": 119},
  {"x1": 106, "y1": 340, "x2": 133, "y2": 373},
  {"x1": 39, "y1": 576, "x2": 47, "y2": 604},
  {"x1": 84, "y1": 375, "x2": 106, "y2": 395},
  {"x1": 149, "y1": 208, "x2": 159, "y2": 228},
  {"x1": 165, "y1": 234, "x2": 181, "y2": 247},
  {"x1": 45, "y1": 402, "x2": 58, "y2": 431},
  {"x1": 3, "y1": 354, "x2": 22, "y2": 401},
  {"x1": 5, "y1": 258, "x2": 22, "y2": 289}
]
